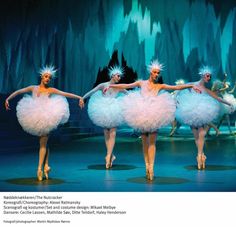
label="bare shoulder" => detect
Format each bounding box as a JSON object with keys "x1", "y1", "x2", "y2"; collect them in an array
[
  {"x1": 158, "y1": 83, "x2": 166, "y2": 89},
  {"x1": 48, "y1": 87, "x2": 59, "y2": 93},
  {"x1": 97, "y1": 82, "x2": 107, "y2": 89},
  {"x1": 135, "y1": 80, "x2": 142, "y2": 86},
  {"x1": 24, "y1": 85, "x2": 36, "y2": 92},
  {"x1": 28, "y1": 85, "x2": 36, "y2": 90}
]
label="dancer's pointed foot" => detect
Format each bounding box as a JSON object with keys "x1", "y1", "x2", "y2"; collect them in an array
[
  {"x1": 148, "y1": 164, "x2": 154, "y2": 181},
  {"x1": 37, "y1": 168, "x2": 43, "y2": 181},
  {"x1": 196, "y1": 154, "x2": 202, "y2": 170},
  {"x1": 145, "y1": 164, "x2": 149, "y2": 179},
  {"x1": 148, "y1": 171, "x2": 154, "y2": 181},
  {"x1": 44, "y1": 165, "x2": 51, "y2": 180},
  {"x1": 105, "y1": 155, "x2": 111, "y2": 169},
  {"x1": 110, "y1": 155, "x2": 116, "y2": 168},
  {"x1": 201, "y1": 154, "x2": 207, "y2": 169}
]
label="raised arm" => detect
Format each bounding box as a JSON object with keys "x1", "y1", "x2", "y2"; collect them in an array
[
  {"x1": 50, "y1": 88, "x2": 82, "y2": 100},
  {"x1": 5, "y1": 86, "x2": 34, "y2": 110},
  {"x1": 219, "y1": 83, "x2": 229, "y2": 92},
  {"x1": 205, "y1": 88, "x2": 231, "y2": 106},
  {"x1": 228, "y1": 82, "x2": 236, "y2": 94}
]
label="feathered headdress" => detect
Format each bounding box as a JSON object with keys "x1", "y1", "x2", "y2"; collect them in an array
[
  {"x1": 198, "y1": 65, "x2": 213, "y2": 77},
  {"x1": 108, "y1": 65, "x2": 124, "y2": 78},
  {"x1": 39, "y1": 65, "x2": 57, "y2": 78},
  {"x1": 147, "y1": 59, "x2": 164, "y2": 73}
]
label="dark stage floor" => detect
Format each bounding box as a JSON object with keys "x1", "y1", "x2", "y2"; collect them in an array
[{"x1": 0, "y1": 127, "x2": 236, "y2": 192}]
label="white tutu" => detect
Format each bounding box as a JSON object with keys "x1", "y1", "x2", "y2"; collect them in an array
[
  {"x1": 122, "y1": 91, "x2": 176, "y2": 132},
  {"x1": 221, "y1": 93, "x2": 236, "y2": 114},
  {"x1": 16, "y1": 94, "x2": 70, "y2": 136},
  {"x1": 88, "y1": 91, "x2": 124, "y2": 128},
  {"x1": 175, "y1": 89, "x2": 220, "y2": 127}
]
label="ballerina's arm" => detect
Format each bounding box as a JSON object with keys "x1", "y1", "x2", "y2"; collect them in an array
[
  {"x1": 50, "y1": 88, "x2": 83, "y2": 108},
  {"x1": 104, "y1": 81, "x2": 141, "y2": 93},
  {"x1": 78, "y1": 83, "x2": 105, "y2": 108},
  {"x1": 82, "y1": 83, "x2": 104, "y2": 100},
  {"x1": 219, "y1": 83, "x2": 229, "y2": 92},
  {"x1": 5, "y1": 86, "x2": 34, "y2": 110},
  {"x1": 228, "y1": 82, "x2": 236, "y2": 94},
  {"x1": 160, "y1": 84, "x2": 201, "y2": 92},
  {"x1": 50, "y1": 88, "x2": 82, "y2": 100},
  {"x1": 205, "y1": 88, "x2": 231, "y2": 106}
]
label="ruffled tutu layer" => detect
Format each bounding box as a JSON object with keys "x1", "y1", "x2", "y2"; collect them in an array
[
  {"x1": 175, "y1": 90, "x2": 220, "y2": 127},
  {"x1": 122, "y1": 91, "x2": 176, "y2": 132},
  {"x1": 221, "y1": 93, "x2": 236, "y2": 114},
  {"x1": 88, "y1": 91, "x2": 124, "y2": 128},
  {"x1": 16, "y1": 95, "x2": 70, "y2": 136}
]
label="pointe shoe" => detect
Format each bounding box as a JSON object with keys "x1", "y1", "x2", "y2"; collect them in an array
[
  {"x1": 109, "y1": 155, "x2": 116, "y2": 168},
  {"x1": 148, "y1": 164, "x2": 154, "y2": 181},
  {"x1": 146, "y1": 169, "x2": 149, "y2": 180},
  {"x1": 105, "y1": 155, "x2": 111, "y2": 169},
  {"x1": 37, "y1": 169, "x2": 43, "y2": 181},
  {"x1": 148, "y1": 171, "x2": 154, "y2": 181},
  {"x1": 201, "y1": 154, "x2": 207, "y2": 169},
  {"x1": 44, "y1": 166, "x2": 51, "y2": 180},
  {"x1": 145, "y1": 164, "x2": 149, "y2": 179},
  {"x1": 196, "y1": 155, "x2": 202, "y2": 170}
]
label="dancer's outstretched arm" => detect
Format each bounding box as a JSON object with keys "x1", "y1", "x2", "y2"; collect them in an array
[
  {"x1": 79, "y1": 83, "x2": 105, "y2": 108},
  {"x1": 206, "y1": 88, "x2": 231, "y2": 106},
  {"x1": 5, "y1": 86, "x2": 34, "y2": 110},
  {"x1": 82, "y1": 83, "x2": 104, "y2": 100},
  {"x1": 107, "y1": 81, "x2": 141, "y2": 90},
  {"x1": 160, "y1": 84, "x2": 200, "y2": 92},
  {"x1": 228, "y1": 82, "x2": 236, "y2": 94},
  {"x1": 50, "y1": 88, "x2": 82, "y2": 100}
]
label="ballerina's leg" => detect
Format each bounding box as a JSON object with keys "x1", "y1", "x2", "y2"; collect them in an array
[
  {"x1": 37, "y1": 135, "x2": 48, "y2": 180},
  {"x1": 147, "y1": 132, "x2": 157, "y2": 180},
  {"x1": 141, "y1": 133, "x2": 149, "y2": 178}
]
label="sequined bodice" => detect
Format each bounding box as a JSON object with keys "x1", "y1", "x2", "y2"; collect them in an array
[
  {"x1": 103, "y1": 82, "x2": 119, "y2": 98},
  {"x1": 140, "y1": 80, "x2": 160, "y2": 97},
  {"x1": 32, "y1": 86, "x2": 50, "y2": 98}
]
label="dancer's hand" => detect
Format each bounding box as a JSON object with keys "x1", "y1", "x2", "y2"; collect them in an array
[
  {"x1": 79, "y1": 98, "x2": 84, "y2": 109},
  {"x1": 102, "y1": 87, "x2": 110, "y2": 94},
  {"x1": 192, "y1": 85, "x2": 202, "y2": 93},
  {"x1": 5, "y1": 100, "x2": 10, "y2": 110}
]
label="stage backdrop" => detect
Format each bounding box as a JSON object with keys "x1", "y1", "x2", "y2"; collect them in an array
[{"x1": 0, "y1": 0, "x2": 236, "y2": 94}]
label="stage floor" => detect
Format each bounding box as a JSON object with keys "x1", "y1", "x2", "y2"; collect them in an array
[{"x1": 0, "y1": 127, "x2": 236, "y2": 192}]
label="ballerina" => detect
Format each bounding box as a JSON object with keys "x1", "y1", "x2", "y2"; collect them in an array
[
  {"x1": 214, "y1": 77, "x2": 236, "y2": 134},
  {"x1": 169, "y1": 79, "x2": 186, "y2": 136},
  {"x1": 175, "y1": 66, "x2": 232, "y2": 170},
  {"x1": 79, "y1": 66, "x2": 126, "y2": 169},
  {"x1": 104, "y1": 60, "x2": 200, "y2": 180},
  {"x1": 5, "y1": 65, "x2": 82, "y2": 181}
]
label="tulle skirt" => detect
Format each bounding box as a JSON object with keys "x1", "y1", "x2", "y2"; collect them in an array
[
  {"x1": 221, "y1": 93, "x2": 236, "y2": 114},
  {"x1": 16, "y1": 95, "x2": 70, "y2": 136},
  {"x1": 88, "y1": 92, "x2": 124, "y2": 128},
  {"x1": 122, "y1": 91, "x2": 176, "y2": 132},
  {"x1": 175, "y1": 90, "x2": 220, "y2": 127}
]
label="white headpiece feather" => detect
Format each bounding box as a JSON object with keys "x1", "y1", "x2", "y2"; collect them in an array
[
  {"x1": 198, "y1": 65, "x2": 213, "y2": 76},
  {"x1": 147, "y1": 59, "x2": 164, "y2": 73},
  {"x1": 108, "y1": 65, "x2": 124, "y2": 78},
  {"x1": 39, "y1": 65, "x2": 57, "y2": 78}
]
